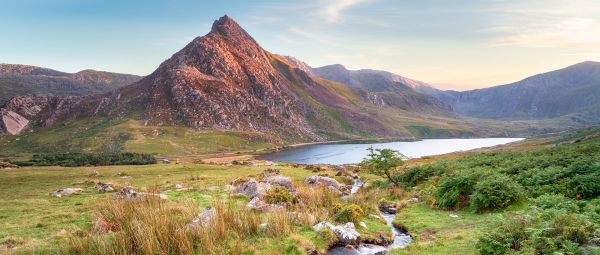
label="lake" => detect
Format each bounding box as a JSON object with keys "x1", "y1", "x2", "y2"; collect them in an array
[{"x1": 261, "y1": 138, "x2": 524, "y2": 165}]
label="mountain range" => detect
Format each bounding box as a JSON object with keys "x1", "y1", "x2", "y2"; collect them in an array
[
  {"x1": 1, "y1": 15, "x2": 599, "y2": 150},
  {"x1": 0, "y1": 16, "x2": 467, "y2": 141},
  {"x1": 0, "y1": 64, "x2": 141, "y2": 104}
]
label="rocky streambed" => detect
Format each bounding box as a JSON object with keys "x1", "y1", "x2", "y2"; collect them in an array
[{"x1": 327, "y1": 178, "x2": 413, "y2": 255}]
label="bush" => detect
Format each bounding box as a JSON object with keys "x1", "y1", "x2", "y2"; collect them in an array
[
  {"x1": 434, "y1": 170, "x2": 480, "y2": 210},
  {"x1": 265, "y1": 186, "x2": 293, "y2": 204},
  {"x1": 478, "y1": 203, "x2": 597, "y2": 255},
  {"x1": 333, "y1": 204, "x2": 364, "y2": 223},
  {"x1": 317, "y1": 228, "x2": 338, "y2": 247},
  {"x1": 530, "y1": 194, "x2": 580, "y2": 213},
  {"x1": 469, "y1": 174, "x2": 524, "y2": 212}
]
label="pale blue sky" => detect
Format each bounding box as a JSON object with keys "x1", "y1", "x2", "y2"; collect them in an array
[{"x1": 1, "y1": 0, "x2": 599, "y2": 90}]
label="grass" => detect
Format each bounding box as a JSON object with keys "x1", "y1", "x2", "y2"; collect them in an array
[{"x1": 0, "y1": 119, "x2": 275, "y2": 158}]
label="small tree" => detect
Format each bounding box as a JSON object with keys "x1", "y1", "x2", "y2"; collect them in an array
[{"x1": 360, "y1": 147, "x2": 406, "y2": 186}]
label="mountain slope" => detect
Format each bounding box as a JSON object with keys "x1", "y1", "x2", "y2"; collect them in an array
[
  {"x1": 430, "y1": 62, "x2": 600, "y2": 121},
  {"x1": 0, "y1": 64, "x2": 142, "y2": 103},
  {"x1": 305, "y1": 64, "x2": 454, "y2": 115},
  {"x1": 0, "y1": 15, "x2": 476, "y2": 144}
]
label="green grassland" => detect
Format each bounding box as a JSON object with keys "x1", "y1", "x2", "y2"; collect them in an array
[
  {"x1": 1, "y1": 128, "x2": 599, "y2": 254},
  {"x1": 0, "y1": 119, "x2": 275, "y2": 158}
]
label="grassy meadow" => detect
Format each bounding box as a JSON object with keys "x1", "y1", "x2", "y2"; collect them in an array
[{"x1": 0, "y1": 128, "x2": 598, "y2": 254}]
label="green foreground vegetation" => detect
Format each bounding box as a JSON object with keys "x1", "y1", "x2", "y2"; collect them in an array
[{"x1": 0, "y1": 128, "x2": 599, "y2": 254}]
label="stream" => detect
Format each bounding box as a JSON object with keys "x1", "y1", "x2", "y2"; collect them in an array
[{"x1": 328, "y1": 177, "x2": 412, "y2": 255}]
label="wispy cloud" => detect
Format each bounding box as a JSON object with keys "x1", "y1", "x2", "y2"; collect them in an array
[
  {"x1": 482, "y1": 0, "x2": 600, "y2": 49},
  {"x1": 318, "y1": 0, "x2": 372, "y2": 23}
]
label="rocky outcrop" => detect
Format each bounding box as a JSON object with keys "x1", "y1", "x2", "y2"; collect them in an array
[{"x1": 0, "y1": 109, "x2": 28, "y2": 135}]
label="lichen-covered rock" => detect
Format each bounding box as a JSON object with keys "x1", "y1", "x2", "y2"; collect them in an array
[
  {"x1": 186, "y1": 207, "x2": 215, "y2": 230},
  {"x1": 262, "y1": 176, "x2": 293, "y2": 191},
  {"x1": 233, "y1": 179, "x2": 271, "y2": 199},
  {"x1": 246, "y1": 197, "x2": 285, "y2": 212},
  {"x1": 312, "y1": 221, "x2": 361, "y2": 245},
  {"x1": 52, "y1": 188, "x2": 84, "y2": 197},
  {"x1": 305, "y1": 175, "x2": 350, "y2": 196}
]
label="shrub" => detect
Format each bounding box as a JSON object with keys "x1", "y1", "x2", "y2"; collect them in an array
[
  {"x1": 265, "y1": 186, "x2": 293, "y2": 204},
  {"x1": 434, "y1": 171, "x2": 480, "y2": 210},
  {"x1": 360, "y1": 148, "x2": 405, "y2": 186},
  {"x1": 469, "y1": 174, "x2": 524, "y2": 212},
  {"x1": 318, "y1": 228, "x2": 338, "y2": 247},
  {"x1": 333, "y1": 204, "x2": 364, "y2": 223},
  {"x1": 530, "y1": 194, "x2": 579, "y2": 213}
]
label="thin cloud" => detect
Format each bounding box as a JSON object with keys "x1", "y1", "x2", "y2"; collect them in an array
[{"x1": 319, "y1": 0, "x2": 372, "y2": 23}]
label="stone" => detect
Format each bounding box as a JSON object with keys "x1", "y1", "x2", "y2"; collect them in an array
[
  {"x1": 233, "y1": 179, "x2": 271, "y2": 198},
  {"x1": 262, "y1": 176, "x2": 293, "y2": 190},
  {"x1": 359, "y1": 222, "x2": 368, "y2": 229},
  {"x1": 52, "y1": 188, "x2": 84, "y2": 197},
  {"x1": 246, "y1": 197, "x2": 285, "y2": 212},
  {"x1": 96, "y1": 182, "x2": 115, "y2": 192},
  {"x1": 312, "y1": 221, "x2": 361, "y2": 245},
  {"x1": 449, "y1": 214, "x2": 459, "y2": 218},
  {"x1": 305, "y1": 175, "x2": 348, "y2": 195},
  {"x1": 113, "y1": 187, "x2": 167, "y2": 200},
  {"x1": 186, "y1": 207, "x2": 215, "y2": 230}
]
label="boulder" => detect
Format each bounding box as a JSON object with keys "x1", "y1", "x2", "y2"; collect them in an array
[
  {"x1": 113, "y1": 187, "x2": 167, "y2": 200},
  {"x1": 305, "y1": 175, "x2": 349, "y2": 196},
  {"x1": 312, "y1": 221, "x2": 361, "y2": 245},
  {"x1": 186, "y1": 207, "x2": 215, "y2": 230},
  {"x1": 246, "y1": 197, "x2": 285, "y2": 212},
  {"x1": 233, "y1": 179, "x2": 271, "y2": 199},
  {"x1": 379, "y1": 204, "x2": 398, "y2": 214},
  {"x1": 262, "y1": 176, "x2": 293, "y2": 191},
  {"x1": 96, "y1": 182, "x2": 115, "y2": 192},
  {"x1": 52, "y1": 188, "x2": 84, "y2": 197}
]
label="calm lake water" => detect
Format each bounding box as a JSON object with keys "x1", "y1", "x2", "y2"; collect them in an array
[{"x1": 261, "y1": 138, "x2": 524, "y2": 165}]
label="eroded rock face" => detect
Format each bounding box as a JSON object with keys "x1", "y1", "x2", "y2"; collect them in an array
[{"x1": 0, "y1": 109, "x2": 29, "y2": 135}]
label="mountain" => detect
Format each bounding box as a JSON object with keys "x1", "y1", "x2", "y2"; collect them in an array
[
  {"x1": 0, "y1": 15, "x2": 471, "y2": 141},
  {"x1": 310, "y1": 64, "x2": 453, "y2": 114},
  {"x1": 0, "y1": 64, "x2": 142, "y2": 103},
  {"x1": 430, "y1": 61, "x2": 600, "y2": 122}
]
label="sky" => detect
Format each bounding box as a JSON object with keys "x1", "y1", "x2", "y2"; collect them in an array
[{"x1": 1, "y1": 0, "x2": 599, "y2": 90}]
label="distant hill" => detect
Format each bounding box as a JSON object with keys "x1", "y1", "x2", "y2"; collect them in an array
[
  {"x1": 0, "y1": 64, "x2": 142, "y2": 103},
  {"x1": 301, "y1": 64, "x2": 453, "y2": 115},
  {"x1": 427, "y1": 61, "x2": 600, "y2": 122}
]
